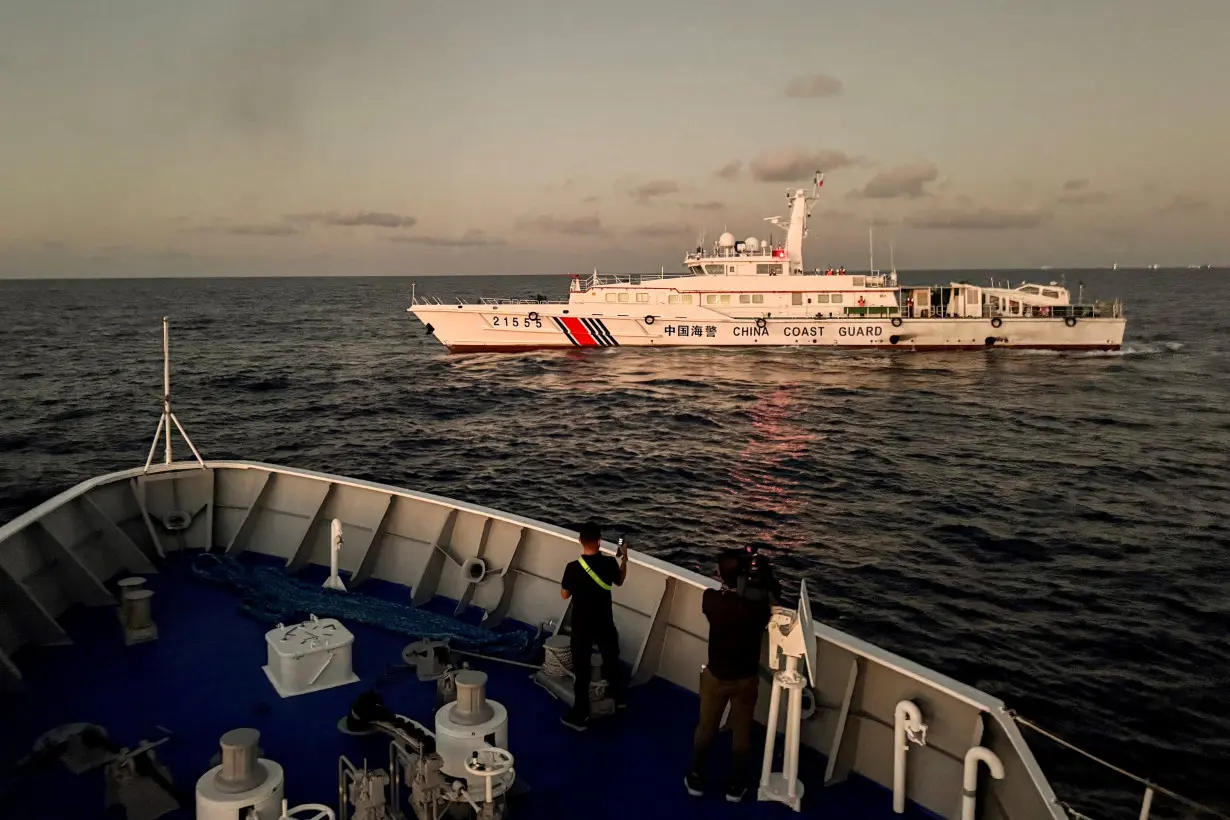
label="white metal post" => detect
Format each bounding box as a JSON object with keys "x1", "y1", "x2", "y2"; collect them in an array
[
  {"x1": 144, "y1": 317, "x2": 206, "y2": 471},
  {"x1": 1138, "y1": 786, "x2": 1154, "y2": 820},
  {"x1": 759, "y1": 673, "x2": 783, "y2": 789},
  {"x1": 162, "y1": 317, "x2": 172, "y2": 463}
]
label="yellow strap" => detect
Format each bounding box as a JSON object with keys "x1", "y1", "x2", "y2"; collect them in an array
[{"x1": 578, "y1": 556, "x2": 611, "y2": 591}]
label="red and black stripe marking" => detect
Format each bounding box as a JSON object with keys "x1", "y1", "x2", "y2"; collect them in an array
[{"x1": 553, "y1": 316, "x2": 620, "y2": 347}]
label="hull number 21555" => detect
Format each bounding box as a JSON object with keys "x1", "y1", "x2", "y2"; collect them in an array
[{"x1": 489, "y1": 316, "x2": 543, "y2": 329}]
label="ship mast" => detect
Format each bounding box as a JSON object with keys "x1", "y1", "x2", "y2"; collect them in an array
[{"x1": 764, "y1": 171, "x2": 824, "y2": 275}]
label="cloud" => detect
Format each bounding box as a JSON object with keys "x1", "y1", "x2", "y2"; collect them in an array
[
  {"x1": 390, "y1": 229, "x2": 505, "y2": 248},
  {"x1": 630, "y1": 179, "x2": 679, "y2": 204},
  {"x1": 169, "y1": 3, "x2": 373, "y2": 141},
  {"x1": 906, "y1": 208, "x2": 1052, "y2": 230},
  {"x1": 287, "y1": 211, "x2": 417, "y2": 228},
  {"x1": 687, "y1": 201, "x2": 725, "y2": 211},
  {"x1": 581, "y1": 195, "x2": 602, "y2": 204},
  {"x1": 516, "y1": 215, "x2": 606, "y2": 236},
  {"x1": 784, "y1": 73, "x2": 843, "y2": 99},
  {"x1": 817, "y1": 210, "x2": 892, "y2": 226},
  {"x1": 189, "y1": 222, "x2": 300, "y2": 237},
  {"x1": 714, "y1": 160, "x2": 742, "y2": 180},
  {"x1": 1058, "y1": 190, "x2": 1111, "y2": 205},
  {"x1": 626, "y1": 222, "x2": 693, "y2": 238},
  {"x1": 226, "y1": 224, "x2": 300, "y2": 236},
  {"x1": 849, "y1": 163, "x2": 938, "y2": 199},
  {"x1": 749, "y1": 148, "x2": 862, "y2": 182},
  {"x1": 1158, "y1": 194, "x2": 1210, "y2": 215},
  {"x1": 1063, "y1": 179, "x2": 1089, "y2": 191}
]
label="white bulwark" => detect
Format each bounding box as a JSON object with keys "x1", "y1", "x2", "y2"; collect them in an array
[{"x1": 408, "y1": 174, "x2": 1126, "y2": 352}]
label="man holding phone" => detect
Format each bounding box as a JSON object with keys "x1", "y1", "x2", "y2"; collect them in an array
[{"x1": 559, "y1": 521, "x2": 628, "y2": 730}]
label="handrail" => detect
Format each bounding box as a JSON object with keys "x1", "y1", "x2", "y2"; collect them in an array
[
  {"x1": 1011, "y1": 712, "x2": 1229, "y2": 820},
  {"x1": 477, "y1": 297, "x2": 568, "y2": 305}
]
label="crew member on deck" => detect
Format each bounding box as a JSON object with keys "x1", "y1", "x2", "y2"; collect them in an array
[
  {"x1": 559, "y1": 522, "x2": 628, "y2": 730},
  {"x1": 685, "y1": 551, "x2": 773, "y2": 803}
]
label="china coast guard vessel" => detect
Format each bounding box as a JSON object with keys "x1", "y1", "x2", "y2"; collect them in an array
[
  {"x1": 409, "y1": 173, "x2": 1126, "y2": 353},
  {"x1": 3, "y1": 321, "x2": 1208, "y2": 820}
]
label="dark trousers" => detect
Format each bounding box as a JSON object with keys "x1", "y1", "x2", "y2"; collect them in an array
[
  {"x1": 570, "y1": 622, "x2": 624, "y2": 716},
  {"x1": 690, "y1": 668, "x2": 759, "y2": 788}
]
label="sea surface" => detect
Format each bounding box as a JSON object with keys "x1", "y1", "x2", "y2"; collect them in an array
[{"x1": 1, "y1": 270, "x2": 1227, "y2": 819}]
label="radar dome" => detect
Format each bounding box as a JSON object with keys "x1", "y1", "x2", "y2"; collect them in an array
[
  {"x1": 718, "y1": 232, "x2": 736, "y2": 249},
  {"x1": 745, "y1": 237, "x2": 760, "y2": 252}
]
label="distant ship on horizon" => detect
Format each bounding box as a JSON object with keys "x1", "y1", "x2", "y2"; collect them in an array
[{"x1": 409, "y1": 175, "x2": 1127, "y2": 353}]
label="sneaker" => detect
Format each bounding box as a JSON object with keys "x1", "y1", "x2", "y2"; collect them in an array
[
  {"x1": 684, "y1": 772, "x2": 704, "y2": 797},
  {"x1": 725, "y1": 783, "x2": 747, "y2": 803},
  {"x1": 560, "y1": 711, "x2": 589, "y2": 732}
]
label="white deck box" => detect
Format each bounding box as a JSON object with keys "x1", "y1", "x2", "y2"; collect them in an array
[{"x1": 262, "y1": 615, "x2": 359, "y2": 698}]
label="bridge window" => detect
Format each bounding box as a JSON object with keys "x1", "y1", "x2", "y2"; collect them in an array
[
  {"x1": 618, "y1": 292, "x2": 630, "y2": 303},
  {"x1": 1021, "y1": 286, "x2": 1040, "y2": 294},
  {"x1": 706, "y1": 294, "x2": 717, "y2": 305},
  {"x1": 705, "y1": 265, "x2": 725, "y2": 275},
  {"x1": 756, "y1": 263, "x2": 783, "y2": 275},
  {"x1": 605, "y1": 293, "x2": 617, "y2": 302},
  {"x1": 739, "y1": 294, "x2": 751, "y2": 304},
  {"x1": 791, "y1": 293, "x2": 804, "y2": 306},
  {"x1": 752, "y1": 294, "x2": 764, "y2": 304},
  {"x1": 636, "y1": 293, "x2": 649, "y2": 303},
  {"x1": 852, "y1": 276, "x2": 865, "y2": 286},
  {"x1": 816, "y1": 294, "x2": 830, "y2": 303},
  {"x1": 831, "y1": 294, "x2": 843, "y2": 304},
  {"x1": 1043, "y1": 289, "x2": 1060, "y2": 299}
]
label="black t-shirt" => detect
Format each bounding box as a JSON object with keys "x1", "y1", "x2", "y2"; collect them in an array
[
  {"x1": 561, "y1": 553, "x2": 620, "y2": 632},
  {"x1": 703, "y1": 588, "x2": 772, "y2": 680}
]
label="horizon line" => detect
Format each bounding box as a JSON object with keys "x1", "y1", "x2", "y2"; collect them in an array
[{"x1": 0, "y1": 266, "x2": 1223, "y2": 283}]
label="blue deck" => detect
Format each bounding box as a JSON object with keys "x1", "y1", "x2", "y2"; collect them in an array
[{"x1": 1, "y1": 553, "x2": 935, "y2": 819}]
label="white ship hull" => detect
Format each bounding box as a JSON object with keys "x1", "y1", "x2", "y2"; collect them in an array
[{"x1": 410, "y1": 306, "x2": 1126, "y2": 352}]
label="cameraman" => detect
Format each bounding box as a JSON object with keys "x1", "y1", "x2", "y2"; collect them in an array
[{"x1": 685, "y1": 549, "x2": 776, "y2": 802}]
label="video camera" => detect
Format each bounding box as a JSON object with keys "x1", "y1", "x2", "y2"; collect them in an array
[{"x1": 727, "y1": 545, "x2": 781, "y2": 603}]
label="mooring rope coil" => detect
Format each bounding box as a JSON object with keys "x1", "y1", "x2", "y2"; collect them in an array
[
  {"x1": 541, "y1": 640, "x2": 607, "y2": 700},
  {"x1": 1010, "y1": 711, "x2": 1229, "y2": 819},
  {"x1": 541, "y1": 641, "x2": 571, "y2": 678}
]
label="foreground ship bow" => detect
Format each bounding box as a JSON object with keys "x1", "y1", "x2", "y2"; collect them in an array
[{"x1": 409, "y1": 175, "x2": 1125, "y2": 353}]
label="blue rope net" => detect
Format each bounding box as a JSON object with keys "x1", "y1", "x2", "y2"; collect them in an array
[{"x1": 191, "y1": 553, "x2": 535, "y2": 657}]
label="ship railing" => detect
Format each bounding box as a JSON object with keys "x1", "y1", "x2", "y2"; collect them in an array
[
  {"x1": 477, "y1": 297, "x2": 569, "y2": 305},
  {"x1": 410, "y1": 295, "x2": 462, "y2": 306},
  {"x1": 577, "y1": 270, "x2": 694, "y2": 291},
  {"x1": 585, "y1": 270, "x2": 693, "y2": 287},
  {"x1": 971, "y1": 301, "x2": 1124, "y2": 319},
  {"x1": 1010, "y1": 712, "x2": 1229, "y2": 820}
]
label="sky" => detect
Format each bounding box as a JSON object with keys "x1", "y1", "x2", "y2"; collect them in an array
[{"x1": 1, "y1": 0, "x2": 1227, "y2": 278}]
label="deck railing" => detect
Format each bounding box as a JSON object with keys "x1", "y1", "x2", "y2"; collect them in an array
[{"x1": 1011, "y1": 712, "x2": 1229, "y2": 820}]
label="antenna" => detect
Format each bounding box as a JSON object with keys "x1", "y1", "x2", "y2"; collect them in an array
[
  {"x1": 869, "y1": 223, "x2": 875, "y2": 274},
  {"x1": 144, "y1": 317, "x2": 206, "y2": 472}
]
